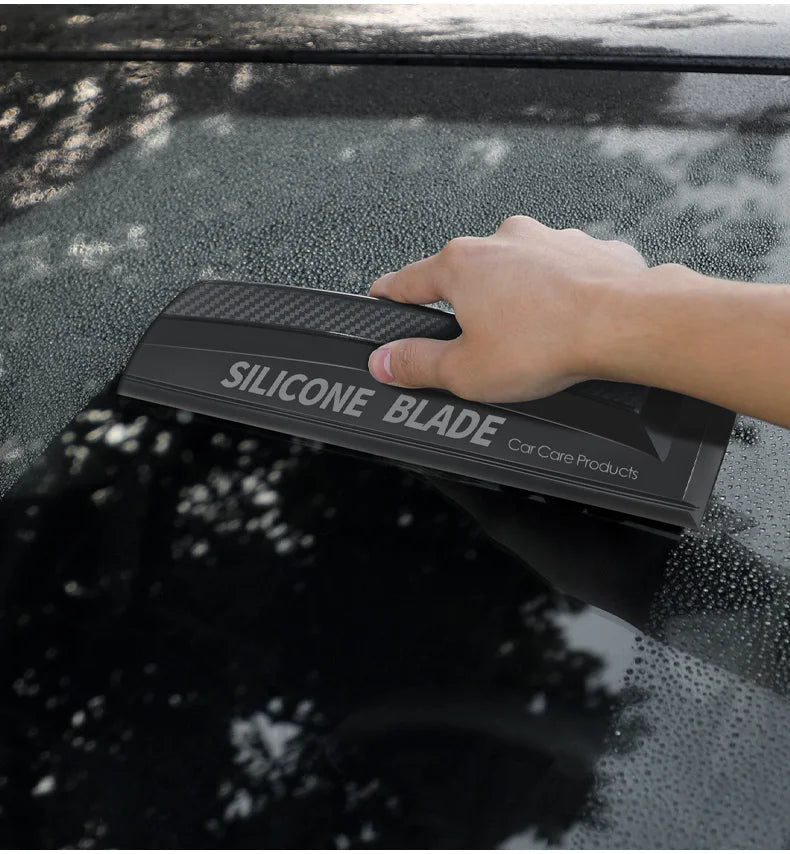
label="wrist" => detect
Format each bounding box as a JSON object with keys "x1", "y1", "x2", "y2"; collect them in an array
[{"x1": 578, "y1": 263, "x2": 703, "y2": 386}]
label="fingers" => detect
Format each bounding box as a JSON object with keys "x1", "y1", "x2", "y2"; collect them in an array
[
  {"x1": 368, "y1": 337, "x2": 456, "y2": 389},
  {"x1": 369, "y1": 254, "x2": 449, "y2": 305}
]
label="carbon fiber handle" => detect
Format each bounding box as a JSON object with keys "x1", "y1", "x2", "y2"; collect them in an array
[
  {"x1": 165, "y1": 280, "x2": 648, "y2": 411},
  {"x1": 165, "y1": 280, "x2": 461, "y2": 344}
]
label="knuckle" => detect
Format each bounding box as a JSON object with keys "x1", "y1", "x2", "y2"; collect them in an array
[
  {"x1": 656, "y1": 262, "x2": 685, "y2": 276},
  {"x1": 446, "y1": 375, "x2": 474, "y2": 399},
  {"x1": 442, "y1": 360, "x2": 474, "y2": 398},
  {"x1": 441, "y1": 235, "x2": 480, "y2": 264},
  {"x1": 607, "y1": 239, "x2": 647, "y2": 265},
  {"x1": 499, "y1": 215, "x2": 538, "y2": 232},
  {"x1": 436, "y1": 353, "x2": 459, "y2": 392},
  {"x1": 439, "y1": 347, "x2": 481, "y2": 399},
  {"x1": 392, "y1": 339, "x2": 421, "y2": 383}
]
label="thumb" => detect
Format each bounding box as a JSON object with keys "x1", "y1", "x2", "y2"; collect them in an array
[{"x1": 368, "y1": 338, "x2": 453, "y2": 389}]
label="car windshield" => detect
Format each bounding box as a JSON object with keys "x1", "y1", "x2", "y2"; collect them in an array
[{"x1": 2, "y1": 32, "x2": 790, "y2": 849}]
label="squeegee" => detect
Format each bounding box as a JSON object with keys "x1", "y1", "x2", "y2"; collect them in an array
[{"x1": 119, "y1": 281, "x2": 734, "y2": 528}]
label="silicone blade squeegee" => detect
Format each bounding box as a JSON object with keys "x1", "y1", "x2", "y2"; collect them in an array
[{"x1": 118, "y1": 280, "x2": 735, "y2": 528}]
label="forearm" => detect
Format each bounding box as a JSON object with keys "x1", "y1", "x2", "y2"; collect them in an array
[{"x1": 590, "y1": 265, "x2": 790, "y2": 426}]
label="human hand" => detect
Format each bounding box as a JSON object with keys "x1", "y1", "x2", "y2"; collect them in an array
[{"x1": 367, "y1": 216, "x2": 649, "y2": 402}]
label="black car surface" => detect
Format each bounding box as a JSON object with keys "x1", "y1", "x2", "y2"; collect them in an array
[{"x1": 2, "y1": 5, "x2": 790, "y2": 848}]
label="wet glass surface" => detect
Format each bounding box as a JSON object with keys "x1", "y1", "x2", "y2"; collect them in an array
[
  {"x1": 1, "y1": 390, "x2": 641, "y2": 848},
  {"x1": 2, "y1": 55, "x2": 790, "y2": 847}
]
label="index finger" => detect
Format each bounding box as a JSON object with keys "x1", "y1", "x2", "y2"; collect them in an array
[{"x1": 369, "y1": 252, "x2": 451, "y2": 306}]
